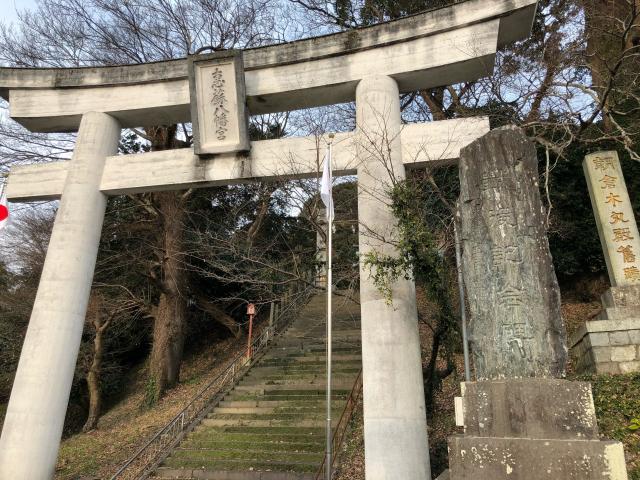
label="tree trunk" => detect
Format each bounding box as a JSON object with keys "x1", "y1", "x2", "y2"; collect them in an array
[
  {"x1": 83, "y1": 326, "x2": 104, "y2": 432},
  {"x1": 83, "y1": 299, "x2": 112, "y2": 432},
  {"x1": 149, "y1": 190, "x2": 188, "y2": 400},
  {"x1": 195, "y1": 294, "x2": 242, "y2": 338},
  {"x1": 146, "y1": 125, "x2": 190, "y2": 401}
]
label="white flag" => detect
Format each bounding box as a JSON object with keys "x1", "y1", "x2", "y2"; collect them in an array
[
  {"x1": 320, "y1": 146, "x2": 334, "y2": 221},
  {"x1": 0, "y1": 192, "x2": 8, "y2": 232}
]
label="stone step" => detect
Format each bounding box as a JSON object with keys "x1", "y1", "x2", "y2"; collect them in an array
[
  {"x1": 253, "y1": 356, "x2": 360, "y2": 367},
  {"x1": 249, "y1": 363, "x2": 360, "y2": 375},
  {"x1": 202, "y1": 417, "x2": 337, "y2": 428},
  {"x1": 152, "y1": 293, "x2": 361, "y2": 480},
  {"x1": 264, "y1": 344, "x2": 359, "y2": 351},
  {"x1": 245, "y1": 372, "x2": 357, "y2": 382},
  {"x1": 275, "y1": 334, "x2": 361, "y2": 343},
  {"x1": 234, "y1": 383, "x2": 353, "y2": 392},
  {"x1": 260, "y1": 354, "x2": 362, "y2": 362},
  {"x1": 191, "y1": 426, "x2": 325, "y2": 438},
  {"x1": 212, "y1": 405, "x2": 343, "y2": 415},
  {"x1": 170, "y1": 448, "x2": 323, "y2": 464},
  {"x1": 208, "y1": 411, "x2": 339, "y2": 420},
  {"x1": 219, "y1": 399, "x2": 342, "y2": 408},
  {"x1": 225, "y1": 393, "x2": 348, "y2": 402},
  {"x1": 236, "y1": 381, "x2": 355, "y2": 390},
  {"x1": 154, "y1": 467, "x2": 314, "y2": 479},
  {"x1": 180, "y1": 439, "x2": 324, "y2": 453},
  {"x1": 160, "y1": 457, "x2": 319, "y2": 473}
]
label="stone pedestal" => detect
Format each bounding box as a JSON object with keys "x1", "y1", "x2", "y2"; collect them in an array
[
  {"x1": 448, "y1": 379, "x2": 628, "y2": 479},
  {"x1": 571, "y1": 285, "x2": 640, "y2": 374}
]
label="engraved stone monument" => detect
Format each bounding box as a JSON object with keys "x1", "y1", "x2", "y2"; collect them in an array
[
  {"x1": 446, "y1": 128, "x2": 629, "y2": 480},
  {"x1": 458, "y1": 126, "x2": 566, "y2": 379},
  {"x1": 188, "y1": 50, "x2": 250, "y2": 156},
  {"x1": 571, "y1": 151, "x2": 640, "y2": 374}
]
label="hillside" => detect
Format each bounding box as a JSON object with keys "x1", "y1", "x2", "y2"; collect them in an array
[
  {"x1": 53, "y1": 336, "x2": 246, "y2": 479},
  {"x1": 0, "y1": 283, "x2": 636, "y2": 479}
]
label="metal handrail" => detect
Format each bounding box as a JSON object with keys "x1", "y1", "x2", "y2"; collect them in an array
[
  {"x1": 110, "y1": 286, "x2": 314, "y2": 480},
  {"x1": 314, "y1": 369, "x2": 364, "y2": 480}
]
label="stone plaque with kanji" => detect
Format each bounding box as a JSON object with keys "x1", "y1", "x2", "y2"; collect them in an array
[
  {"x1": 584, "y1": 151, "x2": 640, "y2": 287},
  {"x1": 188, "y1": 50, "x2": 250, "y2": 156}
]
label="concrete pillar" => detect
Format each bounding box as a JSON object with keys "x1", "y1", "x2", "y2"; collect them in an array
[
  {"x1": 0, "y1": 112, "x2": 120, "y2": 479},
  {"x1": 356, "y1": 75, "x2": 431, "y2": 480}
]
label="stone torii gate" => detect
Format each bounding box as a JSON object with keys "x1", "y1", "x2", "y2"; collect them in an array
[{"x1": 0, "y1": 1, "x2": 537, "y2": 478}]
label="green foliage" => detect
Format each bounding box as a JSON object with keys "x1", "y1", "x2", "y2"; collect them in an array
[
  {"x1": 335, "y1": 0, "x2": 454, "y2": 26},
  {"x1": 144, "y1": 376, "x2": 159, "y2": 408},
  {"x1": 363, "y1": 168, "x2": 461, "y2": 411},
  {"x1": 582, "y1": 372, "x2": 640, "y2": 478}
]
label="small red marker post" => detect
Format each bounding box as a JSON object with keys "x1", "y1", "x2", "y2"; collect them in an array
[{"x1": 246, "y1": 303, "x2": 256, "y2": 360}]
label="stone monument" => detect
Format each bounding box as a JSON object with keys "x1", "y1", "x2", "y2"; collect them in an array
[
  {"x1": 446, "y1": 128, "x2": 629, "y2": 479},
  {"x1": 571, "y1": 151, "x2": 640, "y2": 374},
  {"x1": 457, "y1": 126, "x2": 567, "y2": 379}
]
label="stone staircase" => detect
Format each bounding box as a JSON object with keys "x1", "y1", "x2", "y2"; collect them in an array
[{"x1": 152, "y1": 293, "x2": 362, "y2": 480}]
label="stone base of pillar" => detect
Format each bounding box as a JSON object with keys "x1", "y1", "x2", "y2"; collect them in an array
[
  {"x1": 449, "y1": 437, "x2": 627, "y2": 479},
  {"x1": 446, "y1": 379, "x2": 629, "y2": 480},
  {"x1": 571, "y1": 286, "x2": 640, "y2": 374}
]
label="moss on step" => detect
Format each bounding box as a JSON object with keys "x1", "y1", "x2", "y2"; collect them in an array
[
  {"x1": 162, "y1": 457, "x2": 319, "y2": 473},
  {"x1": 170, "y1": 448, "x2": 322, "y2": 463}
]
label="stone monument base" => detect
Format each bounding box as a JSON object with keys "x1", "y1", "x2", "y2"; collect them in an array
[
  {"x1": 446, "y1": 379, "x2": 628, "y2": 480},
  {"x1": 571, "y1": 285, "x2": 640, "y2": 374}
]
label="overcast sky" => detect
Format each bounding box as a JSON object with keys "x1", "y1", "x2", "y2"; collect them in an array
[{"x1": 3, "y1": 0, "x2": 38, "y2": 25}]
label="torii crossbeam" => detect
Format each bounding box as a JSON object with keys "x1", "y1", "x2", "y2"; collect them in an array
[{"x1": 0, "y1": 1, "x2": 538, "y2": 478}]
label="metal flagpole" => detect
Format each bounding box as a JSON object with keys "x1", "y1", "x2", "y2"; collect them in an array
[
  {"x1": 325, "y1": 137, "x2": 334, "y2": 480},
  {"x1": 453, "y1": 214, "x2": 471, "y2": 382}
]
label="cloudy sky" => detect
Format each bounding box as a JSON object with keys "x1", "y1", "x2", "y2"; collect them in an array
[{"x1": 3, "y1": 0, "x2": 38, "y2": 24}]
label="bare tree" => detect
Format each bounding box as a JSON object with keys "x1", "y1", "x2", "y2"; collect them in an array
[{"x1": 0, "y1": 0, "x2": 288, "y2": 402}]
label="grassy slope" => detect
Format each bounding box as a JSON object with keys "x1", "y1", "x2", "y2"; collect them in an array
[{"x1": 54, "y1": 336, "x2": 244, "y2": 479}]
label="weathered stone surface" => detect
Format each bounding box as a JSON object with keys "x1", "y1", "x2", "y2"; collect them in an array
[
  {"x1": 448, "y1": 437, "x2": 628, "y2": 480},
  {"x1": 595, "y1": 361, "x2": 621, "y2": 375},
  {"x1": 589, "y1": 332, "x2": 610, "y2": 347},
  {"x1": 611, "y1": 345, "x2": 636, "y2": 362},
  {"x1": 461, "y1": 380, "x2": 599, "y2": 440},
  {"x1": 610, "y1": 331, "x2": 631, "y2": 345},
  {"x1": 570, "y1": 318, "x2": 640, "y2": 348},
  {"x1": 458, "y1": 126, "x2": 567, "y2": 380},
  {"x1": 592, "y1": 346, "x2": 612, "y2": 362},
  {"x1": 619, "y1": 361, "x2": 640, "y2": 373},
  {"x1": 596, "y1": 306, "x2": 640, "y2": 320},
  {"x1": 602, "y1": 285, "x2": 640, "y2": 308}
]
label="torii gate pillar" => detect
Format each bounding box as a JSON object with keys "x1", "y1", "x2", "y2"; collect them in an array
[
  {"x1": 0, "y1": 112, "x2": 121, "y2": 479},
  {"x1": 357, "y1": 75, "x2": 431, "y2": 480}
]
